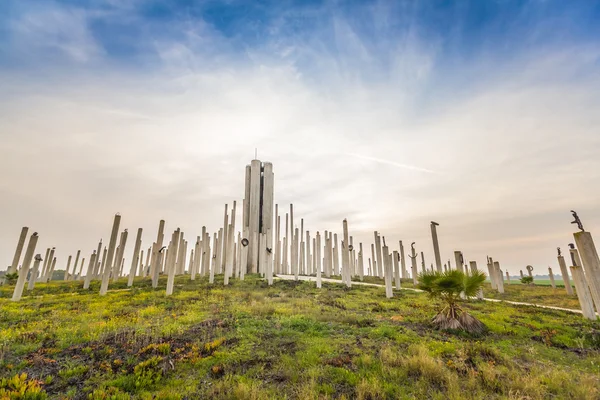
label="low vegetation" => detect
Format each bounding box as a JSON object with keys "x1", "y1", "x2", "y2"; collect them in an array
[{"x1": 0, "y1": 275, "x2": 599, "y2": 399}]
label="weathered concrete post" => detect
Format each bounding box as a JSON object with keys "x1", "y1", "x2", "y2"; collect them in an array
[
  {"x1": 494, "y1": 261, "x2": 504, "y2": 293},
  {"x1": 240, "y1": 230, "x2": 248, "y2": 280},
  {"x1": 47, "y1": 257, "x2": 57, "y2": 282},
  {"x1": 42, "y1": 247, "x2": 55, "y2": 282},
  {"x1": 83, "y1": 251, "x2": 97, "y2": 289},
  {"x1": 526, "y1": 265, "x2": 533, "y2": 278},
  {"x1": 573, "y1": 232, "x2": 600, "y2": 315},
  {"x1": 383, "y1": 245, "x2": 393, "y2": 298},
  {"x1": 393, "y1": 251, "x2": 400, "y2": 289},
  {"x1": 112, "y1": 230, "x2": 128, "y2": 281},
  {"x1": 316, "y1": 232, "x2": 322, "y2": 280},
  {"x1": 506, "y1": 271, "x2": 511, "y2": 285},
  {"x1": 409, "y1": 243, "x2": 418, "y2": 285},
  {"x1": 487, "y1": 257, "x2": 497, "y2": 289},
  {"x1": 469, "y1": 261, "x2": 484, "y2": 299},
  {"x1": 166, "y1": 229, "x2": 181, "y2": 295},
  {"x1": 548, "y1": 267, "x2": 556, "y2": 289},
  {"x1": 8, "y1": 227, "x2": 29, "y2": 275},
  {"x1": 210, "y1": 233, "x2": 217, "y2": 284},
  {"x1": 12, "y1": 232, "x2": 38, "y2": 301},
  {"x1": 100, "y1": 214, "x2": 122, "y2": 295},
  {"x1": 128, "y1": 228, "x2": 143, "y2": 287},
  {"x1": 63, "y1": 255, "x2": 72, "y2": 281},
  {"x1": 306, "y1": 231, "x2": 312, "y2": 275},
  {"x1": 332, "y1": 234, "x2": 339, "y2": 277},
  {"x1": 342, "y1": 220, "x2": 352, "y2": 287},
  {"x1": 374, "y1": 232, "x2": 383, "y2": 278},
  {"x1": 570, "y1": 264, "x2": 596, "y2": 319},
  {"x1": 520, "y1": 270, "x2": 524, "y2": 279},
  {"x1": 430, "y1": 221, "x2": 442, "y2": 272},
  {"x1": 454, "y1": 251, "x2": 464, "y2": 273},
  {"x1": 421, "y1": 252, "x2": 426, "y2": 274},
  {"x1": 358, "y1": 243, "x2": 364, "y2": 281},
  {"x1": 399, "y1": 241, "x2": 407, "y2": 279},
  {"x1": 315, "y1": 237, "x2": 321, "y2": 288}
]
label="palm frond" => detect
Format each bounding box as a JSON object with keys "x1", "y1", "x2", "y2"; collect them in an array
[{"x1": 463, "y1": 270, "x2": 486, "y2": 297}]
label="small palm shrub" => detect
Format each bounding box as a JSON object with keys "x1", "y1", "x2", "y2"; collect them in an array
[
  {"x1": 521, "y1": 276, "x2": 534, "y2": 285},
  {"x1": 417, "y1": 269, "x2": 487, "y2": 334}
]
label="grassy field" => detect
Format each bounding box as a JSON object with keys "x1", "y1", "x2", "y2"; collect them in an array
[{"x1": 1, "y1": 275, "x2": 599, "y2": 399}]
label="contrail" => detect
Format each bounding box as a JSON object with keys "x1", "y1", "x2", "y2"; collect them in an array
[{"x1": 346, "y1": 153, "x2": 437, "y2": 174}]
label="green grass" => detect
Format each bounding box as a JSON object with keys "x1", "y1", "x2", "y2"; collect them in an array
[{"x1": 0, "y1": 275, "x2": 599, "y2": 399}]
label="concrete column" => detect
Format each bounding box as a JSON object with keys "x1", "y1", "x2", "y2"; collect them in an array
[
  {"x1": 236, "y1": 233, "x2": 241, "y2": 278},
  {"x1": 8, "y1": 227, "x2": 29, "y2": 274},
  {"x1": 520, "y1": 270, "x2": 524, "y2": 279},
  {"x1": 47, "y1": 257, "x2": 57, "y2": 282},
  {"x1": 176, "y1": 232, "x2": 186, "y2": 275},
  {"x1": 43, "y1": 247, "x2": 55, "y2": 281},
  {"x1": 332, "y1": 234, "x2": 339, "y2": 277},
  {"x1": 248, "y1": 161, "x2": 261, "y2": 273},
  {"x1": 99, "y1": 247, "x2": 108, "y2": 282},
  {"x1": 409, "y1": 243, "x2": 418, "y2": 285},
  {"x1": 506, "y1": 271, "x2": 511, "y2": 285},
  {"x1": 39, "y1": 248, "x2": 50, "y2": 282},
  {"x1": 83, "y1": 251, "x2": 97, "y2": 289},
  {"x1": 487, "y1": 257, "x2": 497, "y2": 289},
  {"x1": 316, "y1": 232, "x2": 322, "y2": 279},
  {"x1": 293, "y1": 228, "x2": 299, "y2": 280},
  {"x1": 454, "y1": 251, "x2": 464, "y2": 273},
  {"x1": 494, "y1": 261, "x2": 504, "y2": 293},
  {"x1": 92, "y1": 240, "x2": 102, "y2": 279},
  {"x1": 314, "y1": 237, "x2": 320, "y2": 288},
  {"x1": 383, "y1": 246, "x2": 393, "y2": 298},
  {"x1": 210, "y1": 233, "x2": 217, "y2": 284},
  {"x1": 12, "y1": 232, "x2": 38, "y2": 301},
  {"x1": 240, "y1": 229, "x2": 248, "y2": 280},
  {"x1": 127, "y1": 228, "x2": 143, "y2": 287},
  {"x1": 356, "y1": 243, "x2": 363, "y2": 281},
  {"x1": 368, "y1": 258, "x2": 372, "y2": 277},
  {"x1": 573, "y1": 232, "x2": 600, "y2": 315},
  {"x1": 421, "y1": 252, "x2": 426, "y2": 274},
  {"x1": 306, "y1": 231, "x2": 312, "y2": 275},
  {"x1": 143, "y1": 248, "x2": 150, "y2": 277},
  {"x1": 283, "y1": 213, "x2": 289, "y2": 275},
  {"x1": 152, "y1": 244, "x2": 161, "y2": 288},
  {"x1": 100, "y1": 214, "x2": 122, "y2": 295},
  {"x1": 342, "y1": 220, "x2": 351, "y2": 287},
  {"x1": 228, "y1": 201, "x2": 238, "y2": 277},
  {"x1": 112, "y1": 230, "x2": 128, "y2": 281},
  {"x1": 166, "y1": 229, "x2": 181, "y2": 295},
  {"x1": 322, "y1": 231, "x2": 329, "y2": 276},
  {"x1": 149, "y1": 220, "x2": 165, "y2": 280},
  {"x1": 374, "y1": 232, "x2": 383, "y2": 278},
  {"x1": 570, "y1": 265, "x2": 597, "y2": 320},
  {"x1": 28, "y1": 249, "x2": 44, "y2": 291},
  {"x1": 276, "y1": 213, "x2": 281, "y2": 275},
  {"x1": 191, "y1": 237, "x2": 200, "y2": 280},
  {"x1": 64, "y1": 255, "x2": 72, "y2": 281},
  {"x1": 469, "y1": 261, "x2": 483, "y2": 299},
  {"x1": 399, "y1": 241, "x2": 407, "y2": 279},
  {"x1": 221, "y1": 204, "x2": 229, "y2": 273},
  {"x1": 548, "y1": 267, "x2": 556, "y2": 288},
  {"x1": 430, "y1": 222, "x2": 442, "y2": 273},
  {"x1": 371, "y1": 244, "x2": 377, "y2": 279},
  {"x1": 393, "y1": 250, "x2": 400, "y2": 289}
]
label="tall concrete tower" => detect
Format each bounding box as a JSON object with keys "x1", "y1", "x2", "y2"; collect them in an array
[{"x1": 242, "y1": 160, "x2": 274, "y2": 274}]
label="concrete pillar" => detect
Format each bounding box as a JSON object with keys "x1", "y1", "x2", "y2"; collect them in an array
[
  {"x1": 92, "y1": 240, "x2": 103, "y2": 279},
  {"x1": 99, "y1": 247, "x2": 108, "y2": 282},
  {"x1": 342, "y1": 220, "x2": 351, "y2": 287},
  {"x1": 393, "y1": 251, "x2": 400, "y2": 289},
  {"x1": 570, "y1": 265, "x2": 597, "y2": 320},
  {"x1": 64, "y1": 255, "x2": 72, "y2": 281},
  {"x1": 356, "y1": 243, "x2": 364, "y2": 281},
  {"x1": 573, "y1": 232, "x2": 600, "y2": 315},
  {"x1": 506, "y1": 271, "x2": 511, "y2": 285},
  {"x1": 368, "y1": 258, "x2": 372, "y2": 277},
  {"x1": 526, "y1": 265, "x2": 534, "y2": 279},
  {"x1": 100, "y1": 214, "x2": 122, "y2": 295},
  {"x1": 290, "y1": 204, "x2": 295, "y2": 276},
  {"x1": 409, "y1": 243, "x2": 418, "y2": 285},
  {"x1": 469, "y1": 261, "x2": 484, "y2": 299},
  {"x1": 293, "y1": 228, "x2": 299, "y2": 280},
  {"x1": 149, "y1": 220, "x2": 165, "y2": 280},
  {"x1": 39, "y1": 248, "x2": 50, "y2": 282},
  {"x1": 83, "y1": 251, "x2": 97, "y2": 289},
  {"x1": 314, "y1": 237, "x2": 321, "y2": 288},
  {"x1": 248, "y1": 161, "x2": 261, "y2": 273},
  {"x1": 494, "y1": 261, "x2": 504, "y2": 293},
  {"x1": 210, "y1": 233, "x2": 217, "y2": 284},
  {"x1": 316, "y1": 232, "x2": 322, "y2": 279},
  {"x1": 430, "y1": 222, "x2": 442, "y2": 273},
  {"x1": 487, "y1": 257, "x2": 497, "y2": 289},
  {"x1": 12, "y1": 232, "x2": 38, "y2": 301},
  {"x1": 383, "y1": 245, "x2": 393, "y2": 298},
  {"x1": 112, "y1": 230, "x2": 128, "y2": 281},
  {"x1": 127, "y1": 228, "x2": 143, "y2": 287},
  {"x1": 276, "y1": 212, "x2": 281, "y2": 275},
  {"x1": 374, "y1": 232, "x2": 383, "y2": 278},
  {"x1": 454, "y1": 251, "x2": 464, "y2": 273},
  {"x1": 306, "y1": 231, "x2": 312, "y2": 275},
  {"x1": 8, "y1": 227, "x2": 29, "y2": 274},
  {"x1": 371, "y1": 244, "x2": 376, "y2": 279},
  {"x1": 421, "y1": 252, "x2": 426, "y2": 274},
  {"x1": 399, "y1": 241, "x2": 407, "y2": 279},
  {"x1": 221, "y1": 204, "x2": 229, "y2": 273},
  {"x1": 42, "y1": 247, "x2": 55, "y2": 281},
  {"x1": 240, "y1": 229, "x2": 248, "y2": 280},
  {"x1": 191, "y1": 237, "x2": 200, "y2": 280},
  {"x1": 177, "y1": 232, "x2": 186, "y2": 275},
  {"x1": 283, "y1": 213, "x2": 289, "y2": 275},
  {"x1": 48, "y1": 257, "x2": 57, "y2": 282},
  {"x1": 332, "y1": 234, "x2": 339, "y2": 277},
  {"x1": 143, "y1": 248, "x2": 151, "y2": 277},
  {"x1": 520, "y1": 270, "x2": 524, "y2": 280},
  {"x1": 166, "y1": 229, "x2": 181, "y2": 295},
  {"x1": 548, "y1": 267, "x2": 556, "y2": 288}
]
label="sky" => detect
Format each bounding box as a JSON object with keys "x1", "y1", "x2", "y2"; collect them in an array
[{"x1": 1, "y1": 0, "x2": 600, "y2": 275}]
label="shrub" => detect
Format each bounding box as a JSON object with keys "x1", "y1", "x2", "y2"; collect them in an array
[{"x1": 0, "y1": 373, "x2": 47, "y2": 400}]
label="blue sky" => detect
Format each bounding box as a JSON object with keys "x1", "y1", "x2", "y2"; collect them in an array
[{"x1": 1, "y1": 0, "x2": 600, "y2": 274}]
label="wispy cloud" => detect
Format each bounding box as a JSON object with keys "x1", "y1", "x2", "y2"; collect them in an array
[{"x1": 346, "y1": 153, "x2": 438, "y2": 174}]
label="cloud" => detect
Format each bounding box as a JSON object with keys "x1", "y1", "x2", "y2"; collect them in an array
[{"x1": 0, "y1": 0, "x2": 599, "y2": 274}]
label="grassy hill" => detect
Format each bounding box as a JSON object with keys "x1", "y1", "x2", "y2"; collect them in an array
[{"x1": 1, "y1": 275, "x2": 599, "y2": 399}]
